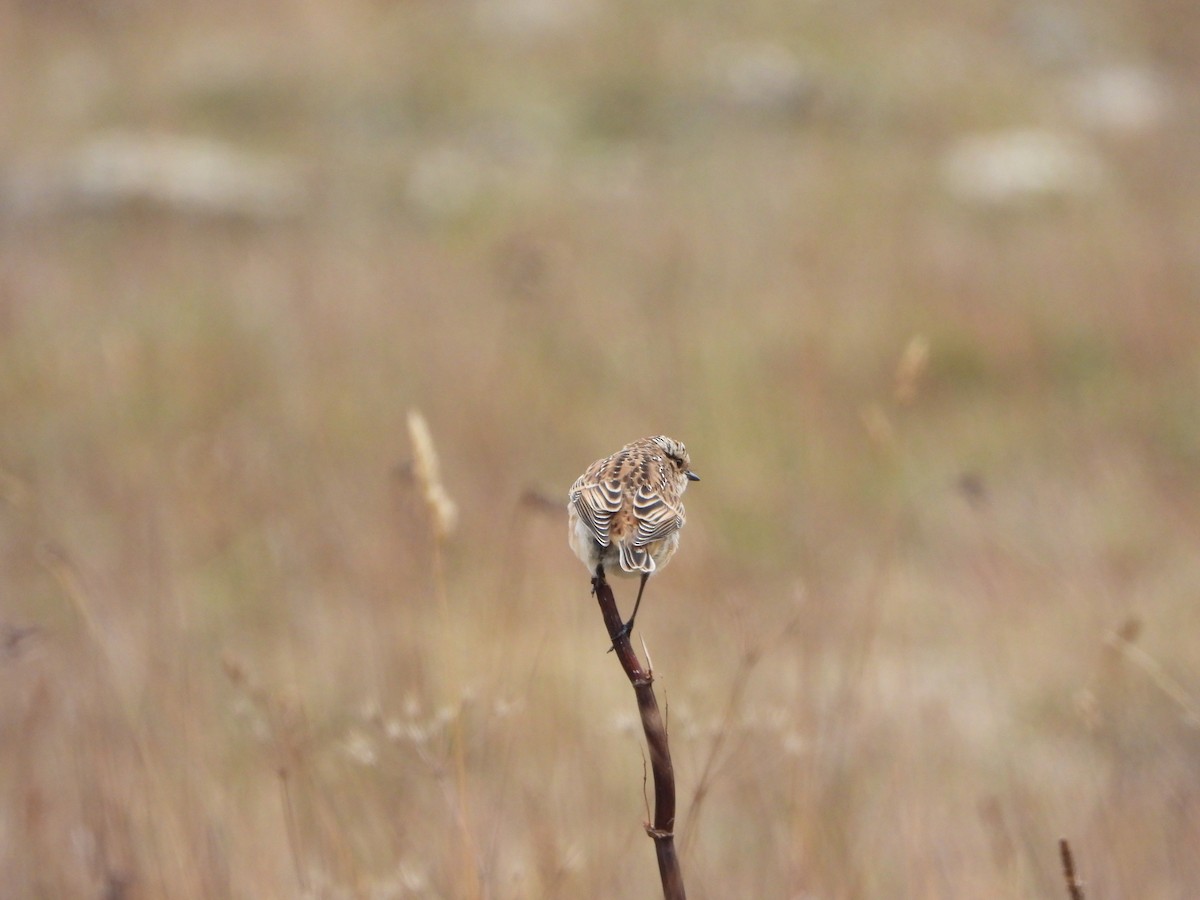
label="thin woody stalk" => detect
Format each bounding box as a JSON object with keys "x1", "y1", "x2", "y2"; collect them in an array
[
  {"x1": 592, "y1": 570, "x2": 686, "y2": 900},
  {"x1": 1059, "y1": 838, "x2": 1085, "y2": 900}
]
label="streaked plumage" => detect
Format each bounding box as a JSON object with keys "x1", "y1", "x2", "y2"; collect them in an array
[{"x1": 568, "y1": 436, "x2": 699, "y2": 638}]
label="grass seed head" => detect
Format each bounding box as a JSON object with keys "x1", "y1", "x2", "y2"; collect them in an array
[{"x1": 407, "y1": 409, "x2": 458, "y2": 539}]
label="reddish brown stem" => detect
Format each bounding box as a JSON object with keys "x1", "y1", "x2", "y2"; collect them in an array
[
  {"x1": 1059, "y1": 838, "x2": 1085, "y2": 900},
  {"x1": 592, "y1": 571, "x2": 686, "y2": 900}
]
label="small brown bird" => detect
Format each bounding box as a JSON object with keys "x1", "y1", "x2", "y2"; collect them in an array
[{"x1": 568, "y1": 435, "x2": 699, "y2": 640}]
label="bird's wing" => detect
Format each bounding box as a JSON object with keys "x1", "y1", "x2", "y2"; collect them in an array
[
  {"x1": 632, "y1": 484, "x2": 685, "y2": 547},
  {"x1": 569, "y1": 474, "x2": 624, "y2": 548}
]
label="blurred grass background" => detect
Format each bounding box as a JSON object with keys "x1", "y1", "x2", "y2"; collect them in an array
[{"x1": 2, "y1": 0, "x2": 1200, "y2": 897}]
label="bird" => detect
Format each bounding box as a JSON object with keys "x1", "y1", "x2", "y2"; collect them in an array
[{"x1": 568, "y1": 435, "x2": 699, "y2": 642}]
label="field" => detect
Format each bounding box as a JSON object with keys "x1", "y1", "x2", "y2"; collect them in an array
[{"x1": 2, "y1": 1, "x2": 1200, "y2": 897}]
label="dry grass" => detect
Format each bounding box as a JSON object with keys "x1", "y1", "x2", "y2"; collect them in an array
[{"x1": 2, "y1": 1, "x2": 1200, "y2": 897}]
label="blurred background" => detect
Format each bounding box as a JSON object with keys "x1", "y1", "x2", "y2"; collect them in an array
[{"x1": 2, "y1": 0, "x2": 1199, "y2": 897}]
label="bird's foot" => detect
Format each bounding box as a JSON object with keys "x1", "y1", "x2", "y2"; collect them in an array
[{"x1": 591, "y1": 565, "x2": 606, "y2": 597}]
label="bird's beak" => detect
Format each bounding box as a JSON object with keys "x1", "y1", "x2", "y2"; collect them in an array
[{"x1": 686, "y1": 470, "x2": 700, "y2": 482}]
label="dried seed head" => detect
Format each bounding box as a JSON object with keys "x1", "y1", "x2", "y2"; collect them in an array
[
  {"x1": 406, "y1": 409, "x2": 458, "y2": 539},
  {"x1": 894, "y1": 334, "x2": 930, "y2": 405}
]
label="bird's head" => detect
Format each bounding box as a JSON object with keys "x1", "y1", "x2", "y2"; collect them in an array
[{"x1": 650, "y1": 435, "x2": 700, "y2": 484}]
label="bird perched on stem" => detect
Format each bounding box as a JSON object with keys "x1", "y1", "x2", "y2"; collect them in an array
[{"x1": 568, "y1": 436, "x2": 699, "y2": 642}]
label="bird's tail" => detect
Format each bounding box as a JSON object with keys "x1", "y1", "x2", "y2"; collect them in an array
[{"x1": 618, "y1": 542, "x2": 656, "y2": 574}]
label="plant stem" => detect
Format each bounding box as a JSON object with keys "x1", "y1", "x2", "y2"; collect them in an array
[{"x1": 592, "y1": 571, "x2": 687, "y2": 900}]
